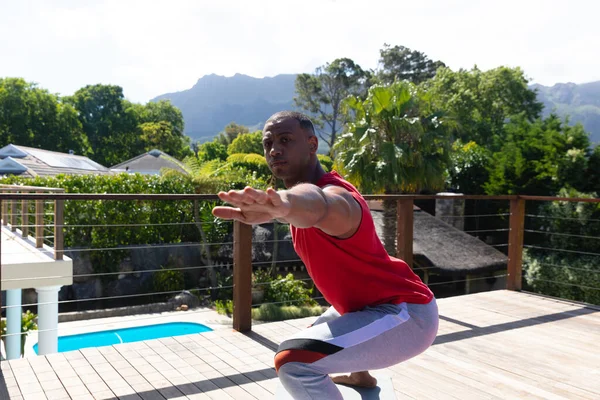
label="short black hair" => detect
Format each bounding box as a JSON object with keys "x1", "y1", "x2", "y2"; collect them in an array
[{"x1": 266, "y1": 111, "x2": 315, "y2": 136}]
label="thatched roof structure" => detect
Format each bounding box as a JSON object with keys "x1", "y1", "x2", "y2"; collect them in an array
[{"x1": 371, "y1": 209, "x2": 507, "y2": 275}]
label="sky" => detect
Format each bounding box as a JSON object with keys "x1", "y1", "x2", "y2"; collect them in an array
[{"x1": 1, "y1": 0, "x2": 599, "y2": 103}]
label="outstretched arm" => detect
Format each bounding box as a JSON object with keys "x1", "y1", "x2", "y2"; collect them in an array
[{"x1": 212, "y1": 184, "x2": 362, "y2": 238}]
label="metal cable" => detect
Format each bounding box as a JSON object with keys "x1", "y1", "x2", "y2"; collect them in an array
[
  {"x1": 5, "y1": 241, "x2": 235, "y2": 255},
  {"x1": 12, "y1": 220, "x2": 231, "y2": 229},
  {"x1": 427, "y1": 274, "x2": 508, "y2": 286},
  {"x1": 253, "y1": 297, "x2": 325, "y2": 307},
  {"x1": 434, "y1": 213, "x2": 510, "y2": 219},
  {"x1": 536, "y1": 262, "x2": 600, "y2": 273},
  {"x1": 252, "y1": 259, "x2": 303, "y2": 266},
  {"x1": 524, "y1": 245, "x2": 600, "y2": 257},
  {"x1": 252, "y1": 278, "x2": 314, "y2": 287},
  {"x1": 526, "y1": 214, "x2": 600, "y2": 223},
  {"x1": 1, "y1": 263, "x2": 233, "y2": 282},
  {"x1": 464, "y1": 228, "x2": 510, "y2": 234},
  {"x1": 524, "y1": 229, "x2": 600, "y2": 240},
  {"x1": 527, "y1": 278, "x2": 600, "y2": 291},
  {"x1": 0, "y1": 285, "x2": 235, "y2": 309}
]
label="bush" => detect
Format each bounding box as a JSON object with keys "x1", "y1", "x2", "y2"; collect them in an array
[
  {"x1": 213, "y1": 300, "x2": 324, "y2": 322},
  {"x1": 1, "y1": 310, "x2": 38, "y2": 358},
  {"x1": 264, "y1": 273, "x2": 316, "y2": 306},
  {"x1": 317, "y1": 154, "x2": 334, "y2": 172},
  {"x1": 227, "y1": 153, "x2": 271, "y2": 180},
  {"x1": 153, "y1": 266, "x2": 185, "y2": 295},
  {"x1": 0, "y1": 173, "x2": 220, "y2": 279},
  {"x1": 523, "y1": 251, "x2": 600, "y2": 305},
  {"x1": 197, "y1": 142, "x2": 228, "y2": 162},
  {"x1": 446, "y1": 140, "x2": 490, "y2": 194},
  {"x1": 252, "y1": 304, "x2": 324, "y2": 322},
  {"x1": 227, "y1": 131, "x2": 263, "y2": 155},
  {"x1": 210, "y1": 271, "x2": 233, "y2": 301},
  {"x1": 523, "y1": 188, "x2": 600, "y2": 305},
  {"x1": 215, "y1": 300, "x2": 234, "y2": 316}
]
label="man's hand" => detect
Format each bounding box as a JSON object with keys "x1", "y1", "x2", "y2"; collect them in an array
[{"x1": 212, "y1": 186, "x2": 291, "y2": 225}]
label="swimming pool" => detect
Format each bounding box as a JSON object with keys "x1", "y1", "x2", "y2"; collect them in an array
[{"x1": 33, "y1": 322, "x2": 213, "y2": 354}]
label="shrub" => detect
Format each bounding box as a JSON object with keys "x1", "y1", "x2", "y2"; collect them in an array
[
  {"x1": 215, "y1": 300, "x2": 234, "y2": 316},
  {"x1": 523, "y1": 188, "x2": 600, "y2": 305},
  {"x1": 0, "y1": 173, "x2": 219, "y2": 279},
  {"x1": 227, "y1": 153, "x2": 271, "y2": 180},
  {"x1": 264, "y1": 273, "x2": 316, "y2": 306},
  {"x1": 0, "y1": 310, "x2": 38, "y2": 358},
  {"x1": 153, "y1": 266, "x2": 185, "y2": 295},
  {"x1": 227, "y1": 131, "x2": 263, "y2": 155},
  {"x1": 317, "y1": 154, "x2": 334, "y2": 172},
  {"x1": 252, "y1": 304, "x2": 324, "y2": 322},
  {"x1": 213, "y1": 301, "x2": 324, "y2": 322}
]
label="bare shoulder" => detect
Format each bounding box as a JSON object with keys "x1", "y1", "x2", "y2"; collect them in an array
[
  {"x1": 319, "y1": 184, "x2": 362, "y2": 238},
  {"x1": 322, "y1": 185, "x2": 360, "y2": 206}
]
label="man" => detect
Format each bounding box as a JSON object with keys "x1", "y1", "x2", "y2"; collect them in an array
[{"x1": 212, "y1": 111, "x2": 438, "y2": 399}]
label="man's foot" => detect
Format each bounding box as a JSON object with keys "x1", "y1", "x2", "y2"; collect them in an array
[{"x1": 332, "y1": 371, "x2": 378, "y2": 388}]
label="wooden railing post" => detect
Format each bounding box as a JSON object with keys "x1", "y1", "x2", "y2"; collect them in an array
[
  {"x1": 507, "y1": 198, "x2": 525, "y2": 290},
  {"x1": 36, "y1": 191, "x2": 44, "y2": 248},
  {"x1": 233, "y1": 220, "x2": 252, "y2": 332},
  {"x1": 10, "y1": 199, "x2": 17, "y2": 231},
  {"x1": 396, "y1": 198, "x2": 414, "y2": 268},
  {"x1": 21, "y1": 198, "x2": 29, "y2": 239},
  {"x1": 0, "y1": 199, "x2": 2, "y2": 325},
  {"x1": 54, "y1": 199, "x2": 64, "y2": 260},
  {"x1": 2, "y1": 191, "x2": 8, "y2": 225}
]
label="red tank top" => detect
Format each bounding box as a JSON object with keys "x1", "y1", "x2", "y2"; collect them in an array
[{"x1": 290, "y1": 171, "x2": 433, "y2": 314}]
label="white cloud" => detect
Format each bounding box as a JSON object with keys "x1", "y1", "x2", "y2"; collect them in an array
[{"x1": 1, "y1": 0, "x2": 598, "y2": 102}]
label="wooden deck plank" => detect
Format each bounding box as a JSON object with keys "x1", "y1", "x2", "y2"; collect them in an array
[{"x1": 3, "y1": 290, "x2": 599, "y2": 399}]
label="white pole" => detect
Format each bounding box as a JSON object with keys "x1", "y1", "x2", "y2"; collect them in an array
[
  {"x1": 35, "y1": 286, "x2": 61, "y2": 355},
  {"x1": 6, "y1": 289, "x2": 22, "y2": 359}
]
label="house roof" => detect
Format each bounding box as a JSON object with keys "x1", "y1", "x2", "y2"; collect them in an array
[
  {"x1": 110, "y1": 149, "x2": 188, "y2": 175},
  {"x1": 0, "y1": 144, "x2": 111, "y2": 177},
  {"x1": 370, "y1": 209, "x2": 507, "y2": 275}
]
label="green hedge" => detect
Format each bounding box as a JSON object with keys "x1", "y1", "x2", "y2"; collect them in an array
[
  {"x1": 226, "y1": 153, "x2": 271, "y2": 180},
  {"x1": 0, "y1": 173, "x2": 221, "y2": 278}
]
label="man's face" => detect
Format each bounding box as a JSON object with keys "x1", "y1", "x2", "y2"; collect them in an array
[{"x1": 262, "y1": 118, "x2": 316, "y2": 180}]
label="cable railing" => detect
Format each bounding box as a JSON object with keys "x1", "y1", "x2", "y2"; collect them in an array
[
  {"x1": 0, "y1": 189, "x2": 598, "y2": 362},
  {"x1": 521, "y1": 196, "x2": 600, "y2": 305}
]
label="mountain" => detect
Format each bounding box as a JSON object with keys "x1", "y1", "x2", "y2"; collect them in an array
[
  {"x1": 531, "y1": 81, "x2": 600, "y2": 144},
  {"x1": 152, "y1": 73, "x2": 297, "y2": 142},
  {"x1": 153, "y1": 73, "x2": 600, "y2": 146}
]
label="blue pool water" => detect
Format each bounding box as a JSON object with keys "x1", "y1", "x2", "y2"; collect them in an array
[{"x1": 33, "y1": 322, "x2": 212, "y2": 354}]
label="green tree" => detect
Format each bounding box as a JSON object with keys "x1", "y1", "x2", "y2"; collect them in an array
[
  {"x1": 216, "y1": 122, "x2": 249, "y2": 146},
  {"x1": 584, "y1": 145, "x2": 600, "y2": 194},
  {"x1": 196, "y1": 141, "x2": 228, "y2": 162},
  {"x1": 227, "y1": 131, "x2": 263, "y2": 155},
  {"x1": 335, "y1": 81, "x2": 452, "y2": 253},
  {"x1": 142, "y1": 100, "x2": 185, "y2": 137},
  {"x1": 138, "y1": 121, "x2": 192, "y2": 159},
  {"x1": 129, "y1": 99, "x2": 190, "y2": 158},
  {"x1": 424, "y1": 66, "x2": 543, "y2": 151},
  {"x1": 294, "y1": 58, "x2": 369, "y2": 151},
  {"x1": 67, "y1": 85, "x2": 191, "y2": 165},
  {"x1": 377, "y1": 44, "x2": 445, "y2": 85},
  {"x1": 0, "y1": 78, "x2": 89, "y2": 154},
  {"x1": 446, "y1": 140, "x2": 490, "y2": 195},
  {"x1": 523, "y1": 188, "x2": 600, "y2": 305},
  {"x1": 66, "y1": 84, "x2": 136, "y2": 166},
  {"x1": 485, "y1": 114, "x2": 591, "y2": 196}
]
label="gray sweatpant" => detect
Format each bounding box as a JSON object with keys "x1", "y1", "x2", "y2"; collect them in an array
[{"x1": 274, "y1": 299, "x2": 439, "y2": 399}]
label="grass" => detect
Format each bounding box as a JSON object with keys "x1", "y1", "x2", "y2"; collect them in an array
[{"x1": 214, "y1": 300, "x2": 325, "y2": 322}]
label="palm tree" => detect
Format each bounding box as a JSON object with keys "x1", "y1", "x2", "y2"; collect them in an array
[{"x1": 333, "y1": 81, "x2": 452, "y2": 254}]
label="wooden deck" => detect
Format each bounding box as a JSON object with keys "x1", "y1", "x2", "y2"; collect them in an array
[{"x1": 1, "y1": 290, "x2": 599, "y2": 399}]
